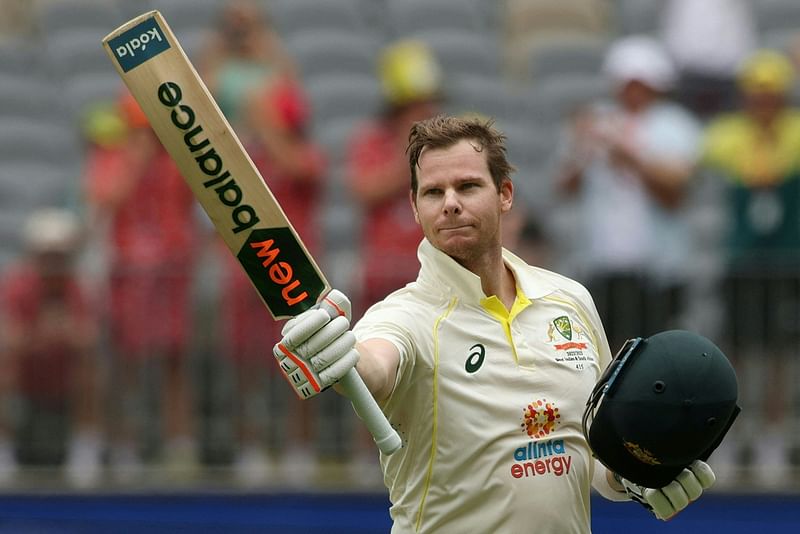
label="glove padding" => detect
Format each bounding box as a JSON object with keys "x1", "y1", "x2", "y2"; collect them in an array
[
  {"x1": 619, "y1": 460, "x2": 715, "y2": 521},
  {"x1": 272, "y1": 290, "x2": 359, "y2": 399}
]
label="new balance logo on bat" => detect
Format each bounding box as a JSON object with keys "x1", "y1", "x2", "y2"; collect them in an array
[
  {"x1": 107, "y1": 16, "x2": 169, "y2": 72},
  {"x1": 237, "y1": 228, "x2": 326, "y2": 318},
  {"x1": 157, "y1": 81, "x2": 260, "y2": 235},
  {"x1": 156, "y1": 80, "x2": 324, "y2": 317},
  {"x1": 248, "y1": 237, "x2": 309, "y2": 307}
]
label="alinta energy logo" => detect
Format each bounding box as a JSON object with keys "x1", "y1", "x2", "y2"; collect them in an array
[
  {"x1": 521, "y1": 398, "x2": 560, "y2": 439},
  {"x1": 510, "y1": 399, "x2": 572, "y2": 480}
]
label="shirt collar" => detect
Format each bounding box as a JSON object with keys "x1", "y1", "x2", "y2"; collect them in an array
[{"x1": 416, "y1": 238, "x2": 555, "y2": 305}]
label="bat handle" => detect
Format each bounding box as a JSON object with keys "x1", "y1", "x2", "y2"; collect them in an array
[
  {"x1": 318, "y1": 290, "x2": 402, "y2": 456},
  {"x1": 339, "y1": 369, "x2": 402, "y2": 455}
]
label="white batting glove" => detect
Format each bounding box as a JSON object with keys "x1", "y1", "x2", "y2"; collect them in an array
[
  {"x1": 272, "y1": 290, "x2": 359, "y2": 400},
  {"x1": 619, "y1": 460, "x2": 716, "y2": 521}
]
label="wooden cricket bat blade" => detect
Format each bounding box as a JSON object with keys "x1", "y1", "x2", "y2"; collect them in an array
[{"x1": 101, "y1": 10, "x2": 401, "y2": 456}]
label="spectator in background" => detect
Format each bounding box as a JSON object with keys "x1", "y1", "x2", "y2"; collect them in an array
[
  {"x1": 346, "y1": 40, "x2": 442, "y2": 317},
  {"x1": 702, "y1": 50, "x2": 800, "y2": 488},
  {"x1": 200, "y1": 0, "x2": 294, "y2": 136},
  {"x1": 0, "y1": 209, "x2": 102, "y2": 488},
  {"x1": 219, "y1": 74, "x2": 328, "y2": 487},
  {"x1": 85, "y1": 92, "x2": 199, "y2": 482},
  {"x1": 555, "y1": 36, "x2": 702, "y2": 351},
  {"x1": 660, "y1": 0, "x2": 757, "y2": 120}
]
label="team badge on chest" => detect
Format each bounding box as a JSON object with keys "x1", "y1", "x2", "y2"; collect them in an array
[{"x1": 545, "y1": 315, "x2": 594, "y2": 368}]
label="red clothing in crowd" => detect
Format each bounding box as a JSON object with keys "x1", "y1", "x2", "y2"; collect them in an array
[
  {"x1": 85, "y1": 142, "x2": 197, "y2": 357},
  {"x1": 347, "y1": 121, "x2": 423, "y2": 312},
  {"x1": 87, "y1": 146, "x2": 196, "y2": 267},
  {"x1": 0, "y1": 262, "x2": 92, "y2": 402},
  {"x1": 219, "y1": 77, "x2": 327, "y2": 361}
]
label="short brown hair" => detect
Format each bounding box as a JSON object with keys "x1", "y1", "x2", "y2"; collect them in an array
[{"x1": 407, "y1": 115, "x2": 515, "y2": 198}]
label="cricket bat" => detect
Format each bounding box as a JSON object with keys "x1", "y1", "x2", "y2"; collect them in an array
[{"x1": 102, "y1": 11, "x2": 401, "y2": 456}]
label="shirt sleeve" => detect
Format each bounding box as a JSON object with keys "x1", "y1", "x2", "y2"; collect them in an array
[
  {"x1": 353, "y1": 297, "x2": 418, "y2": 392},
  {"x1": 571, "y1": 281, "x2": 614, "y2": 371},
  {"x1": 591, "y1": 459, "x2": 631, "y2": 502}
]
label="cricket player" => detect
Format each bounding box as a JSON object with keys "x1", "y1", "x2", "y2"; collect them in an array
[{"x1": 273, "y1": 115, "x2": 714, "y2": 532}]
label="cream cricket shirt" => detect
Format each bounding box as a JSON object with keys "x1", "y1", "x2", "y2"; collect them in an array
[{"x1": 353, "y1": 239, "x2": 613, "y2": 534}]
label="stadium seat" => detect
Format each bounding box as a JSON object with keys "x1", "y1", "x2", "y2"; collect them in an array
[
  {"x1": 386, "y1": 0, "x2": 488, "y2": 38},
  {"x1": 319, "y1": 165, "x2": 363, "y2": 292},
  {"x1": 0, "y1": 119, "x2": 81, "y2": 167},
  {"x1": 0, "y1": 38, "x2": 43, "y2": 77},
  {"x1": 0, "y1": 75, "x2": 60, "y2": 122},
  {"x1": 268, "y1": 0, "x2": 368, "y2": 37},
  {"x1": 63, "y1": 72, "x2": 125, "y2": 122},
  {"x1": 527, "y1": 35, "x2": 609, "y2": 82},
  {"x1": 0, "y1": 248, "x2": 17, "y2": 274},
  {"x1": 0, "y1": 206, "x2": 28, "y2": 262},
  {"x1": 513, "y1": 161, "x2": 560, "y2": 215},
  {"x1": 0, "y1": 161, "x2": 78, "y2": 209},
  {"x1": 313, "y1": 116, "x2": 365, "y2": 168},
  {"x1": 171, "y1": 27, "x2": 213, "y2": 63},
  {"x1": 151, "y1": 0, "x2": 220, "y2": 35},
  {"x1": 504, "y1": 0, "x2": 610, "y2": 41},
  {"x1": 547, "y1": 200, "x2": 582, "y2": 268},
  {"x1": 413, "y1": 30, "x2": 503, "y2": 79},
  {"x1": 43, "y1": 29, "x2": 112, "y2": 81},
  {"x1": 499, "y1": 121, "x2": 558, "y2": 176},
  {"x1": 37, "y1": 0, "x2": 125, "y2": 37},
  {"x1": 615, "y1": 0, "x2": 663, "y2": 35},
  {"x1": 754, "y1": 0, "x2": 800, "y2": 33},
  {"x1": 286, "y1": 30, "x2": 379, "y2": 82},
  {"x1": 113, "y1": 0, "x2": 154, "y2": 19},
  {"x1": 503, "y1": 0, "x2": 610, "y2": 81},
  {"x1": 305, "y1": 73, "x2": 382, "y2": 127},
  {"x1": 524, "y1": 72, "x2": 610, "y2": 125},
  {"x1": 759, "y1": 28, "x2": 800, "y2": 53},
  {"x1": 445, "y1": 75, "x2": 524, "y2": 124}
]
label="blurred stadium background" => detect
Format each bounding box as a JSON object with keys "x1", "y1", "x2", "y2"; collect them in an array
[{"x1": 1, "y1": 0, "x2": 800, "y2": 532}]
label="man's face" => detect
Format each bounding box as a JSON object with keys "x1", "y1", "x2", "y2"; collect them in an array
[
  {"x1": 617, "y1": 79, "x2": 659, "y2": 112},
  {"x1": 411, "y1": 139, "x2": 513, "y2": 264}
]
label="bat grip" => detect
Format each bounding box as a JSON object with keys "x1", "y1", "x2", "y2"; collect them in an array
[
  {"x1": 317, "y1": 290, "x2": 401, "y2": 455},
  {"x1": 339, "y1": 368, "x2": 402, "y2": 455}
]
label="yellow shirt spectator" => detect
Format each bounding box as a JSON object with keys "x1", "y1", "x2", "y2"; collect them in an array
[{"x1": 703, "y1": 110, "x2": 800, "y2": 187}]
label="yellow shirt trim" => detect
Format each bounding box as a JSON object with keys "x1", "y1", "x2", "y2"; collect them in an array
[
  {"x1": 479, "y1": 285, "x2": 532, "y2": 365},
  {"x1": 415, "y1": 296, "x2": 458, "y2": 532}
]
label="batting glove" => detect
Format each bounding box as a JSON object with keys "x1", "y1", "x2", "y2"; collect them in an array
[
  {"x1": 618, "y1": 460, "x2": 716, "y2": 521},
  {"x1": 273, "y1": 290, "x2": 359, "y2": 400}
]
